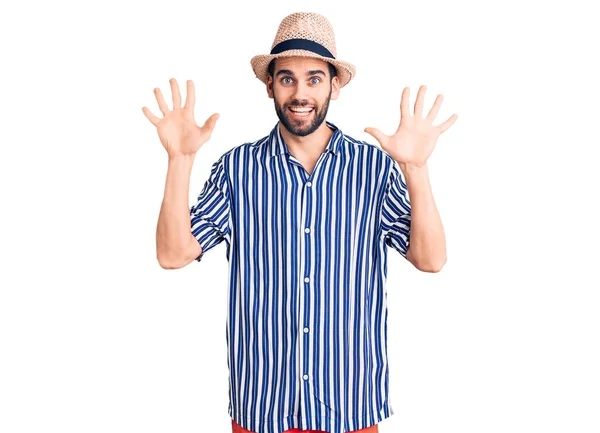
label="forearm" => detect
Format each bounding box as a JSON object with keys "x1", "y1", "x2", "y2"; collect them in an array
[
  {"x1": 398, "y1": 162, "x2": 447, "y2": 270},
  {"x1": 156, "y1": 154, "x2": 196, "y2": 266}
]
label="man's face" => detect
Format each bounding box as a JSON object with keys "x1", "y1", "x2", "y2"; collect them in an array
[{"x1": 267, "y1": 56, "x2": 340, "y2": 137}]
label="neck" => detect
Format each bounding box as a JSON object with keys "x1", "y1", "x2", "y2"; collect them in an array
[{"x1": 279, "y1": 121, "x2": 334, "y2": 157}]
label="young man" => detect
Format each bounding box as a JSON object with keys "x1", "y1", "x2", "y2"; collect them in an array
[{"x1": 145, "y1": 12, "x2": 457, "y2": 433}]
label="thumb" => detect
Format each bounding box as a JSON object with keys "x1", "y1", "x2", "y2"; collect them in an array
[
  {"x1": 203, "y1": 113, "x2": 220, "y2": 132},
  {"x1": 364, "y1": 127, "x2": 387, "y2": 147}
]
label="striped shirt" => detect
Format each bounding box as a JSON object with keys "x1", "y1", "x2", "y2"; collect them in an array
[{"x1": 190, "y1": 120, "x2": 412, "y2": 433}]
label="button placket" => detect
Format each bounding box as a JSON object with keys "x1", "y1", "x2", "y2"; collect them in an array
[
  {"x1": 300, "y1": 177, "x2": 314, "y2": 400},
  {"x1": 296, "y1": 153, "x2": 328, "y2": 420}
]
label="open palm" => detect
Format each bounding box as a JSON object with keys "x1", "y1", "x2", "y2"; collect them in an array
[
  {"x1": 142, "y1": 78, "x2": 219, "y2": 157},
  {"x1": 365, "y1": 85, "x2": 458, "y2": 167}
]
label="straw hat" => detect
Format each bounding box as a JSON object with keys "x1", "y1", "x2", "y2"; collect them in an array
[{"x1": 250, "y1": 12, "x2": 356, "y2": 88}]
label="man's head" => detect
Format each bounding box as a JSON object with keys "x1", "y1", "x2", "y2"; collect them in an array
[{"x1": 267, "y1": 56, "x2": 341, "y2": 137}]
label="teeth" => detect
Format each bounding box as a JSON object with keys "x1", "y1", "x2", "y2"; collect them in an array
[
  {"x1": 289, "y1": 107, "x2": 314, "y2": 112},
  {"x1": 291, "y1": 112, "x2": 312, "y2": 117}
]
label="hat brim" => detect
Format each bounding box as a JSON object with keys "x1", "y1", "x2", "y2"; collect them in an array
[{"x1": 250, "y1": 50, "x2": 356, "y2": 88}]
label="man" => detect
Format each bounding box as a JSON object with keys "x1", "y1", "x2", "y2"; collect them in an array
[{"x1": 144, "y1": 12, "x2": 457, "y2": 433}]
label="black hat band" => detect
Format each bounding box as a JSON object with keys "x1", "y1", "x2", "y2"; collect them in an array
[{"x1": 270, "y1": 38, "x2": 335, "y2": 59}]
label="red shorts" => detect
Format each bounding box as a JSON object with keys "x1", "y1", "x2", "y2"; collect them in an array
[{"x1": 231, "y1": 419, "x2": 379, "y2": 433}]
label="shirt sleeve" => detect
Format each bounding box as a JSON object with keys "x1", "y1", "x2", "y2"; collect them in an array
[
  {"x1": 190, "y1": 156, "x2": 231, "y2": 262},
  {"x1": 380, "y1": 160, "x2": 412, "y2": 258}
]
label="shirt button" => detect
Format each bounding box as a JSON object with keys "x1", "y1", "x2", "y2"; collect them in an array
[
  {"x1": 307, "y1": 181, "x2": 312, "y2": 187},
  {"x1": 303, "y1": 374, "x2": 309, "y2": 380},
  {"x1": 304, "y1": 327, "x2": 309, "y2": 333},
  {"x1": 304, "y1": 227, "x2": 310, "y2": 233},
  {"x1": 304, "y1": 277, "x2": 310, "y2": 283}
]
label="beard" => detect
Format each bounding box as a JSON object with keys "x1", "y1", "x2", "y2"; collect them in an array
[{"x1": 274, "y1": 86, "x2": 332, "y2": 137}]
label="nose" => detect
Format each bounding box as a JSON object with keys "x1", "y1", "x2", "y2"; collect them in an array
[{"x1": 291, "y1": 79, "x2": 311, "y2": 102}]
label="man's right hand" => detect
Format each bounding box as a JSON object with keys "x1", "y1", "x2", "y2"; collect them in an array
[{"x1": 142, "y1": 78, "x2": 219, "y2": 157}]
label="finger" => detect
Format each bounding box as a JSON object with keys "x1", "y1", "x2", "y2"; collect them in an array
[
  {"x1": 142, "y1": 106, "x2": 161, "y2": 126},
  {"x1": 202, "y1": 113, "x2": 220, "y2": 133},
  {"x1": 184, "y1": 80, "x2": 195, "y2": 111},
  {"x1": 414, "y1": 85, "x2": 426, "y2": 118},
  {"x1": 170, "y1": 78, "x2": 182, "y2": 109},
  {"x1": 426, "y1": 94, "x2": 443, "y2": 122},
  {"x1": 154, "y1": 87, "x2": 169, "y2": 115},
  {"x1": 436, "y1": 114, "x2": 458, "y2": 134},
  {"x1": 400, "y1": 86, "x2": 410, "y2": 122},
  {"x1": 364, "y1": 127, "x2": 387, "y2": 147}
]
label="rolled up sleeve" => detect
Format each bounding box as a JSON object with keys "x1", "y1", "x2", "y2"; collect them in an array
[
  {"x1": 380, "y1": 161, "x2": 412, "y2": 258},
  {"x1": 190, "y1": 156, "x2": 231, "y2": 262}
]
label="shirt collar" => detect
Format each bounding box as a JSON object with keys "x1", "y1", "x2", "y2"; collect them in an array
[{"x1": 270, "y1": 120, "x2": 343, "y2": 158}]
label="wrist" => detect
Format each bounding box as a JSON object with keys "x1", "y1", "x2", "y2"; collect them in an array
[
  {"x1": 168, "y1": 153, "x2": 196, "y2": 162},
  {"x1": 397, "y1": 161, "x2": 426, "y2": 173}
]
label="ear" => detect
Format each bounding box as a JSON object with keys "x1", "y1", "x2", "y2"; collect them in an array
[
  {"x1": 267, "y1": 76, "x2": 274, "y2": 99},
  {"x1": 330, "y1": 76, "x2": 341, "y2": 101}
]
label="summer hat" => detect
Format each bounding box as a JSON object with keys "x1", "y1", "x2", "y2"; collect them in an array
[{"x1": 250, "y1": 12, "x2": 356, "y2": 88}]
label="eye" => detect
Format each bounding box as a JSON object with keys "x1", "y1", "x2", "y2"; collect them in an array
[
  {"x1": 310, "y1": 77, "x2": 321, "y2": 84},
  {"x1": 282, "y1": 77, "x2": 293, "y2": 84}
]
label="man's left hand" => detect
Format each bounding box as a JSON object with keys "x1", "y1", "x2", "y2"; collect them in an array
[{"x1": 365, "y1": 85, "x2": 458, "y2": 168}]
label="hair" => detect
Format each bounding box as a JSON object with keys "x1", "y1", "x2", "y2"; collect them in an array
[{"x1": 268, "y1": 58, "x2": 337, "y2": 82}]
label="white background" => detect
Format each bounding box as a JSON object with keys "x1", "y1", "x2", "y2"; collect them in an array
[{"x1": 1, "y1": 0, "x2": 599, "y2": 432}]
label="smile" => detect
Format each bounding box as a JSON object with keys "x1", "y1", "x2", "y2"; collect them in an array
[{"x1": 288, "y1": 106, "x2": 314, "y2": 118}]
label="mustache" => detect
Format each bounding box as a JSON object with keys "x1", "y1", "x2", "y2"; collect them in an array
[{"x1": 286, "y1": 101, "x2": 315, "y2": 107}]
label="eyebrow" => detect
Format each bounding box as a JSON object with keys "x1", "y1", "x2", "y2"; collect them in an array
[{"x1": 275, "y1": 69, "x2": 327, "y2": 78}]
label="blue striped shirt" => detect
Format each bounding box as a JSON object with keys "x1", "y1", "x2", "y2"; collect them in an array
[{"x1": 190, "y1": 120, "x2": 411, "y2": 433}]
